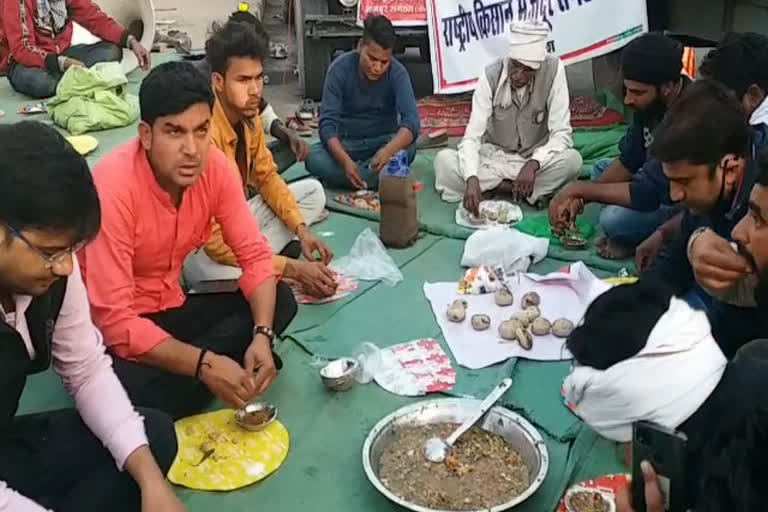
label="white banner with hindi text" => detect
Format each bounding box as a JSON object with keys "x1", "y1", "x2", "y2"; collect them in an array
[{"x1": 427, "y1": 0, "x2": 648, "y2": 94}]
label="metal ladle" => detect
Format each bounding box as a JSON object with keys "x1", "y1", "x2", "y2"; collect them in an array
[{"x1": 424, "y1": 377, "x2": 514, "y2": 463}]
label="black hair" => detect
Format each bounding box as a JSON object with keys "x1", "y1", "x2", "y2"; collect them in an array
[
  {"x1": 227, "y1": 10, "x2": 270, "y2": 46},
  {"x1": 361, "y1": 15, "x2": 396, "y2": 50},
  {"x1": 696, "y1": 402, "x2": 768, "y2": 512},
  {"x1": 206, "y1": 20, "x2": 269, "y2": 75},
  {"x1": 757, "y1": 148, "x2": 768, "y2": 187},
  {"x1": 621, "y1": 32, "x2": 683, "y2": 86},
  {"x1": 0, "y1": 121, "x2": 100, "y2": 244},
  {"x1": 700, "y1": 32, "x2": 768, "y2": 99},
  {"x1": 140, "y1": 61, "x2": 214, "y2": 125},
  {"x1": 566, "y1": 281, "x2": 673, "y2": 370},
  {"x1": 650, "y1": 79, "x2": 749, "y2": 170}
]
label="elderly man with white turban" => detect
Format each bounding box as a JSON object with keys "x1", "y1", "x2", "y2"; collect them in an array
[{"x1": 434, "y1": 21, "x2": 581, "y2": 214}]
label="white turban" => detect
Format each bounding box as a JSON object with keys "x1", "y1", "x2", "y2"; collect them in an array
[
  {"x1": 508, "y1": 20, "x2": 549, "y2": 69},
  {"x1": 563, "y1": 297, "x2": 727, "y2": 443},
  {"x1": 494, "y1": 20, "x2": 550, "y2": 108}
]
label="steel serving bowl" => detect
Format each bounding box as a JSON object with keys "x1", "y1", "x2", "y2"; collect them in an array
[
  {"x1": 320, "y1": 357, "x2": 359, "y2": 392},
  {"x1": 362, "y1": 398, "x2": 549, "y2": 512},
  {"x1": 235, "y1": 401, "x2": 277, "y2": 432}
]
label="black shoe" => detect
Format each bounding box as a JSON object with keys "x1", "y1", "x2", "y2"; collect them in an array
[{"x1": 279, "y1": 240, "x2": 302, "y2": 259}]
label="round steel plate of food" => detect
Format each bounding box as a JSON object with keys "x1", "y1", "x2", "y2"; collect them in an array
[{"x1": 362, "y1": 398, "x2": 549, "y2": 512}]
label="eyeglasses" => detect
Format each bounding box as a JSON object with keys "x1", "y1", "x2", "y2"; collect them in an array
[{"x1": 4, "y1": 224, "x2": 86, "y2": 269}]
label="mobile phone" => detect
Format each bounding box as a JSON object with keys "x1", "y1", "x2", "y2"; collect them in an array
[
  {"x1": 186, "y1": 279, "x2": 239, "y2": 295},
  {"x1": 631, "y1": 421, "x2": 690, "y2": 512}
]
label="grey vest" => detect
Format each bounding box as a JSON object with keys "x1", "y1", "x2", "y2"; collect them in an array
[{"x1": 485, "y1": 54, "x2": 559, "y2": 158}]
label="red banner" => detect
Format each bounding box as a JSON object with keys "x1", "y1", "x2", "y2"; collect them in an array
[{"x1": 357, "y1": 0, "x2": 428, "y2": 26}]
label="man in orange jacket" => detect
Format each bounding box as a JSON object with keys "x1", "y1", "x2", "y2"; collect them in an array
[
  {"x1": 0, "y1": 0, "x2": 150, "y2": 98},
  {"x1": 184, "y1": 20, "x2": 338, "y2": 299}
]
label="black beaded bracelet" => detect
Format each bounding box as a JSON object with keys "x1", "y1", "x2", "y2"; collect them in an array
[{"x1": 195, "y1": 349, "x2": 210, "y2": 380}]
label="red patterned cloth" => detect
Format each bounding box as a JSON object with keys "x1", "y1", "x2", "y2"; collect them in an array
[
  {"x1": 570, "y1": 96, "x2": 625, "y2": 128},
  {"x1": 333, "y1": 191, "x2": 381, "y2": 213},
  {"x1": 418, "y1": 94, "x2": 473, "y2": 137}
]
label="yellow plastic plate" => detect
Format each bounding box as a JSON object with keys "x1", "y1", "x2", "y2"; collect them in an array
[
  {"x1": 603, "y1": 277, "x2": 638, "y2": 285},
  {"x1": 168, "y1": 409, "x2": 290, "y2": 491},
  {"x1": 66, "y1": 135, "x2": 99, "y2": 156}
]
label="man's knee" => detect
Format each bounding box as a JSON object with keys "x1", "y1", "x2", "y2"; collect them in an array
[
  {"x1": 591, "y1": 158, "x2": 613, "y2": 181},
  {"x1": 274, "y1": 281, "x2": 297, "y2": 335},
  {"x1": 9, "y1": 66, "x2": 58, "y2": 99},
  {"x1": 599, "y1": 205, "x2": 631, "y2": 238},
  {"x1": 305, "y1": 143, "x2": 331, "y2": 173},
  {"x1": 556, "y1": 149, "x2": 583, "y2": 181},
  {"x1": 101, "y1": 42, "x2": 123, "y2": 63},
  {"x1": 303, "y1": 178, "x2": 327, "y2": 204},
  {"x1": 433, "y1": 149, "x2": 460, "y2": 184},
  {"x1": 139, "y1": 407, "x2": 178, "y2": 474}
]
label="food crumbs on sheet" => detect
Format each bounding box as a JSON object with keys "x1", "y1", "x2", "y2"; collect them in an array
[{"x1": 379, "y1": 423, "x2": 530, "y2": 510}]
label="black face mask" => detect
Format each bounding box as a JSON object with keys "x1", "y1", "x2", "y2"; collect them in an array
[{"x1": 755, "y1": 273, "x2": 768, "y2": 306}]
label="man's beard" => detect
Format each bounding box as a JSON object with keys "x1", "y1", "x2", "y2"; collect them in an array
[
  {"x1": 633, "y1": 94, "x2": 668, "y2": 125},
  {"x1": 755, "y1": 267, "x2": 768, "y2": 306},
  {"x1": 736, "y1": 242, "x2": 768, "y2": 306}
]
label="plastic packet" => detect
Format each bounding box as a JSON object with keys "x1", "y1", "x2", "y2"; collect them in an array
[
  {"x1": 458, "y1": 265, "x2": 508, "y2": 294},
  {"x1": 353, "y1": 342, "x2": 383, "y2": 384},
  {"x1": 331, "y1": 228, "x2": 404, "y2": 286}
]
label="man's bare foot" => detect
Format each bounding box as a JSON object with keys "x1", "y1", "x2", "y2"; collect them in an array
[{"x1": 597, "y1": 238, "x2": 634, "y2": 260}]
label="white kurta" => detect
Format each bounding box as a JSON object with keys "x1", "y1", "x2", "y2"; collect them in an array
[{"x1": 434, "y1": 59, "x2": 581, "y2": 204}]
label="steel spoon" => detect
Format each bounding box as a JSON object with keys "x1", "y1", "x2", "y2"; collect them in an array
[{"x1": 424, "y1": 377, "x2": 514, "y2": 463}]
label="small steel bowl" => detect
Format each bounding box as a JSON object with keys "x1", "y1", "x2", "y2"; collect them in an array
[
  {"x1": 564, "y1": 485, "x2": 616, "y2": 512},
  {"x1": 561, "y1": 233, "x2": 587, "y2": 250},
  {"x1": 320, "y1": 357, "x2": 359, "y2": 392},
  {"x1": 235, "y1": 401, "x2": 277, "y2": 432},
  {"x1": 363, "y1": 398, "x2": 549, "y2": 512}
]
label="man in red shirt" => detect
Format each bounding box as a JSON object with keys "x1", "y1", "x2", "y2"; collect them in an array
[
  {"x1": 80, "y1": 61, "x2": 297, "y2": 419},
  {"x1": 0, "y1": 0, "x2": 150, "y2": 98}
]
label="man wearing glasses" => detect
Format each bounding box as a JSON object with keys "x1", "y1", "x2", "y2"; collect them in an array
[{"x1": 0, "y1": 121, "x2": 184, "y2": 512}]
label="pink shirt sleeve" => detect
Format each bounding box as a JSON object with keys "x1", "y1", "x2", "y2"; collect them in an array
[
  {"x1": 0, "y1": 481, "x2": 50, "y2": 512},
  {"x1": 53, "y1": 257, "x2": 149, "y2": 468},
  {"x1": 212, "y1": 155, "x2": 275, "y2": 296},
  {"x1": 80, "y1": 179, "x2": 171, "y2": 359}
]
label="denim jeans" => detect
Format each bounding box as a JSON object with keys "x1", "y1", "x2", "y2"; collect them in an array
[
  {"x1": 0, "y1": 407, "x2": 176, "y2": 512},
  {"x1": 591, "y1": 158, "x2": 682, "y2": 248},
  {"x1": 305, "y1": 134, "x2": 417, "y2": 190},
  {"x1": 8, "y1": 41, "x2": 123, "y2": 99}
]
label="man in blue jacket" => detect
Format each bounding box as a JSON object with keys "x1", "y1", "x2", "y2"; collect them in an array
[
  {"x1": 304, "y1": 15, "x2": 420, "y2": 190},
  {"x1": 549, "y1": 33, "x2": 687, "y2": 260}
]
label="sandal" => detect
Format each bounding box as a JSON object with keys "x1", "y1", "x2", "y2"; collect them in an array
[
  {"x1": 269, "y1": 42, "x2": 288, "y2": 59},
  {"x1": 286, "y1": 116, "x2": 313, "y2": 137},
  {"x1": 296, "y1": 99, "x2": 316, "y2": 121}
]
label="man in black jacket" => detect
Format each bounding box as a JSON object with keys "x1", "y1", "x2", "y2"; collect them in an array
[
  {"x1": 687, "y1": 151, "x2": 768, "y2": 357},
  {"x1": 640, "y1": 79, "x2": 768, "y2": 312}
]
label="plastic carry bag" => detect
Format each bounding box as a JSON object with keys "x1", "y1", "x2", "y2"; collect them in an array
[
  {"x1": 461, "y1": 226, "x2": 549, "y2": 273},
  {"x1": 331, "y1": 228, "x2": 404, "y2": 286}
]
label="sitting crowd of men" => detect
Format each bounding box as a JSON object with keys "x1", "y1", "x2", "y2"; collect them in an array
[{"x1": 1, "y1": 4, "x2": 768, "y2": 510}]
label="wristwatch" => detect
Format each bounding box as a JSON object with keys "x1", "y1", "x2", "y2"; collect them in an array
[
  {"x1": 253, "y1": 325, "x2": 275, "y2": 347},
  {"x1": 686, "y1": 227, "x2": 712, "y2": 261}
]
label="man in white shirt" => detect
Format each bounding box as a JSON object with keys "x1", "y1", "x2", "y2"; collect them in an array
[{"x1": 434, "y1": 20, "x2": 581, "y2": 213}]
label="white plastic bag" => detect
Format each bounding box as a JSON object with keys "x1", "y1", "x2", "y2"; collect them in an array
[
  {"x1": 461, "y1": 226, "x2": 549, "y2": 273},
  {"x1": 331, "y1": 228, "x2": 404, "y2": 286}
]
